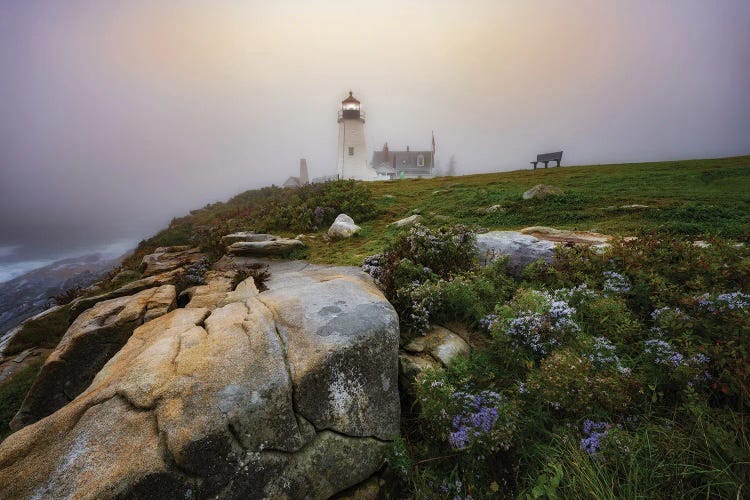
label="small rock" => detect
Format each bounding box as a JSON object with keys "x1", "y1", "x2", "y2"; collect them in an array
[
  {"x1": 486, "y1": 204, "x2": 505, "y2": 213},
  {"x1": 153, "y1": 245, "x2": 191, "y2": 253},
  {"x1": 411, "y1": 208, "x2": 421, "y2": 215},
  {"x1": 388, "y1": 214, "x2": 422, "y2": 228},
  {"x1": 227, "y1": 239, "x2": 305, "y2": 256},
  {"x1": 398, "y1": 353, "x2": 440, "y2": 399},
  {"x1": 476, "y1": 231, "x2": 556, "y2": 276},
  {"x1": 222, "y1": 232, "x2": 262, "y2": 245},
  {"x1": 404, "y1": 325, "x2": 470, "y2": 368},
  {"x1": 141, "y1": 247, "x2": 205, "y2": 277},
  {"x1": 522, "y1": 184, "x2": 562, "y2": 200},
  {"x1": 328, "y1": 214, "x2": 361, "y2": 239},
  {"x1": 519, "y1": 226, "x2": 611, "y2": 245}
]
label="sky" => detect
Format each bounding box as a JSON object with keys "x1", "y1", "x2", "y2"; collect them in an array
[{"x1": 1, "y1": 0, "x2": 749, "y2": 281}]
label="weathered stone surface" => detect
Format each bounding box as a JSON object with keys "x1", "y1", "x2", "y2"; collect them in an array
[
  {"x1": 389, "y1": 214, "x2": 422, "y2": 228},
  {"x1": 141, "y1": 246, "x2": 205, "y2": 277},
  {"x1": 9, "y1": 285, "x2": 176, "y2": 430},
  {"x1": 522, "y1": 184, "x2": 562, "y2": 200},
  {"x1": 476, "y1": 231, "x2": 556, "y2": 276},
  {"x1": 399, "y1": 325, "x2": 470, "y2": 401},
  {"x1": 183, "y1": 270, "x2": 239, "y2": 309},
  {"x1": 334, "y1": 476, "x2": 386, "y2": 500},
  {"x1": 398, "y1": 353, "x2": 440, "y2": 399},
  {"x1": 0, "y1": 395, "x2": 169, "y2": 500},
  {"x1": 404, "y1": 325, "x2": 471, "y2": 368},
  {"x1": 68, "y1": 268, "x2": 182, "y2": 318},
  {"x1": 225, "y1": 431, "x2": 388, "y2": 499},
  {"x1": 519, "y1": 226, "x2": 611, "y2": 245},
  {"x1": 220, "y1": 232, "x2": 278, "y2": 245},
  {"x1": 258, "y1": 265, "x2": 400, "y2": 440},
  {"x1": 0, "y1": 262, "x2": 398, "y2": 499},
  {"x1": 328, "y1": 214, "x2": 361, "y2": 239},
  {"x1": 227, "y1": 238, "x2": 304, "y2": 256}
]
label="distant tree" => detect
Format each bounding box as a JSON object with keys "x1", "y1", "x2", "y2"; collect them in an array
[
  {"x1": 432, "y1": 158, "x2": 443, "y2": 177},
  {"x1": 447, "y1": 155, "x2": 457, "y2": 176}
]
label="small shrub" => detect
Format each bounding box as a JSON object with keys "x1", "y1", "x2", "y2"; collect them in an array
[
  {"x1": 174, "y1": 258, "x2": 210, "y2": 293},
  {"x1": 492, "y1": 289, "x2": 580, "y2": 359},
  {"x1": 364, "y1": 224, "x2": 492, "y2": 337},
  {"x1": 525, "y1": 349, "x2": 634, "y2": 416},
  {"x1": 52, "y1": 286, "x2": 85, "y2": 306}
]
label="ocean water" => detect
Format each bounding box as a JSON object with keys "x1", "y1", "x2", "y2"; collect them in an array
[{"x1": 0, "y1": 239, "x2": 136, "y2": 283}]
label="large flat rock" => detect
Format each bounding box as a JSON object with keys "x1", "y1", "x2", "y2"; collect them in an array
[{"x1": 0, "y1": 261, "x2": 399, "y2": 499}]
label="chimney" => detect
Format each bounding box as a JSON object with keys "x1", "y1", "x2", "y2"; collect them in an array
[{"x1": 299, "y1": 158, "x2": 309, "y2": 184}]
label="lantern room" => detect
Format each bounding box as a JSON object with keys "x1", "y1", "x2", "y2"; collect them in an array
[{"x1": 340, "y1": 91, "x2": 362, "y2": 120}]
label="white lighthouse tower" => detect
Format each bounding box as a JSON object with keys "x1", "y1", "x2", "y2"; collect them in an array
[{"x1": 337, "y1": 91, "x2": 375, "y2": 180}]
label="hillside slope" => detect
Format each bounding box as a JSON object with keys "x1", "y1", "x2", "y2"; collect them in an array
[{"x1": 130, "y1": 155, "x2": 749, "y2": 268}]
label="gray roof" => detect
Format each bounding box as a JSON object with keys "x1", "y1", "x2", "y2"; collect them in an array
[{"x1": 371, "y1": 150, "x2": 433, "y2": 173}]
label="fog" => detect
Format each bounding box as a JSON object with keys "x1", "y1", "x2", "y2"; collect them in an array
[{"x1": 1, "y1": 0, "x2": 749, "y2": 280}]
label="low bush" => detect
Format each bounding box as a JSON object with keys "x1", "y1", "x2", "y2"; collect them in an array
[
  {"x1": 364, "y1": 224, "x2": 514, "y2": 338},
  {"x1": 124, "y1": 180, "x2": 378, "y2": 270},
  {"x1": 51, "y1": 286, "x2": 86, "y2": 306}
]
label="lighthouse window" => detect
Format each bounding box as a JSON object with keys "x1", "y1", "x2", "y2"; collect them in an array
[
  {"x1": 348, "y1": 147, "x2": 354, "y2": 156},
  {"x1": 417, "y1": 154, "x2": 425, "y2": 167}
]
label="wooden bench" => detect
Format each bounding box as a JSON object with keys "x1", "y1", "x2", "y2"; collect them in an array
[{"x1": 531, "y1": 151, "x2": 563, "y2": 169}]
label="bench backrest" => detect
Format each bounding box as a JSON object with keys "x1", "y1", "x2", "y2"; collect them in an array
[{"x1": 537, "y1": 151, "x2": 563, "y2": 162}]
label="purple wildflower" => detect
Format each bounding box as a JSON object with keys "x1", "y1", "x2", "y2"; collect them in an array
[
  {"x1": 602, "y1": 271, "x2": 631, "y2": 294},
  {"x1": 580, "y1": 420, "x2": 611, "y2": 456},
  {"x1": 448, "y1": 390, "x2": 503, "y2": 450}
]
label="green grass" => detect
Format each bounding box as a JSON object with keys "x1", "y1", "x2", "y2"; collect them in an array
[
  {"x1": 0, "y1": 361, "x2": 43, "y2": 441},
  {"x1": 2, "y1": 306, "x2": 71, "y2": 356},
  {"x1": 305, "y1": 155, "x2": 750, "y2": 265},
  {"x1": 124, "y1": 155, "x2": 750, "y2": 268}
]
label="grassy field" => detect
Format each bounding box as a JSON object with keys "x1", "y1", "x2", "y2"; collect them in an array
[
  {"x1": 304, "y1": 155, "x2": 750, "y2": 265},
  {"x1": 123, "y1": 155, "x2": 750, "y2": 270}
]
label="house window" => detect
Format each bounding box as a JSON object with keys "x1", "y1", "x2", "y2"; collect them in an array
[
  {"x1": 348, "y1": 147, "x2": 354, "y2": 156},
  {"x1": 417, "y1": 154, "x2": 425, "y2": 167}
]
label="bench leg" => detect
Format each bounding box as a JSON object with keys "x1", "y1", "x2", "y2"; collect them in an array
[
  {"x1": 531, "y1": 162, "x2": 537, "y2": 169},
  {"x1": 556, "y1": 160, "x2": 561, "y2": 167},
  {"x1": 544, "y1": 162, "x2": 549, "y2": 168}
]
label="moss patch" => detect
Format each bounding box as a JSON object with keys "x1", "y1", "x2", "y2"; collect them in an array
[{"x1": 0, "y1": 361, "x2": 43, "y2": 441}]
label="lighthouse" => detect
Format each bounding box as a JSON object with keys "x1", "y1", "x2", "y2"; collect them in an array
[{"x1": 337, "y1": 91, "x2": 376, "y2": 180}]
